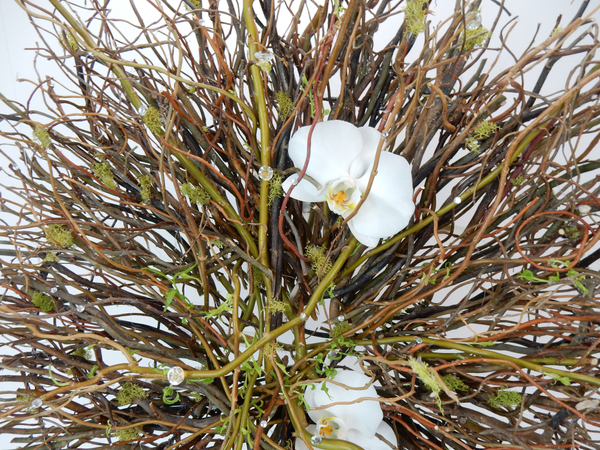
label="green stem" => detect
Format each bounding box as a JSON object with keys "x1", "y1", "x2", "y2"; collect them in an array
[
  {"x1": 243, "y1": 0, "x2": 271, "y2": 275},
  {"x1": 187, "y1": 238, "x2": 356, "y2": 379},
  {"x1": 356, "y1": 337, "x2": 600, "y2": 386},
  {"x1": 341, "y1": 124, "x2": 544, "y2": 276}
]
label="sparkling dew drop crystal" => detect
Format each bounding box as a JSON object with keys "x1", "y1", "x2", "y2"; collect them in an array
[
  {"x1": 382, "y1": 131, "x2": 389, "y2": 138},
  {"x1": 578, "y1": 204, "x2": 592, "y2": 214},
  {"x1": 31, "y1": 398, "x2": 43, "y2": 408},
  {"x1": 260, "y1": 420, "x2": 268, "y2": 428},
  {"x1": 415, "y1": 337, "x2": 423, "y2": 344},
  {"x1": 254, "y1": 51, "x2": 274, "y2": 63},
  {"x1": 466, "y1": 12, "x2": 482, "y2": 30},
  {"x1": 454, "y1": 196, "x2": 462, "y2": 204},
  {"x1": 167, "y1": 366, "x2": 185, "y2": 385},
  {"x1": 50, "y1": 287, "x2": 58, "y2": 294},
  {"x1": 311, "y1": 435, "x2": 322, "y2": 446},
  {"x1": 300, "y1": 312, "x2": 306, "y2": 320},
  {"x1": 9, "y1": 163, "x2": 18, "y2": 171},
  {"x1": 76, "y1": 304, "x2": 85, "y2": 312},
  {"x1": 258, "y1": 166, "x2": 274, "y2": 181},
  {"x1": 138, "y1": 105, "x2": 148, "y2": 116},
  {"x1": 337, "y1": 315, "x2": 345, "y2": 322}
]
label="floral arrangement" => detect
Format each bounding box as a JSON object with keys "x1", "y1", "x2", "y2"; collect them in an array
[{"x1": 0, "y1": 1, "x2": 599, "y2": 449}]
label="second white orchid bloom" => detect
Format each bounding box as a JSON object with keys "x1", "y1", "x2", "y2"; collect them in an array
[
  {"x1": 283, "y1": 121, "x2": 414, "y2": 247},
  {"x1": 295, "y1": 370, "x2": 396, "y2": 450}
]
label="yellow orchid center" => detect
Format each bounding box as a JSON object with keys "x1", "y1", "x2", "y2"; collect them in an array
[
  {"x1": 325, "y1": 179, "x2": 361, "y2": 216},
  {"x1": 317, "y1": 415, "x2": 341, "y2": 438}
]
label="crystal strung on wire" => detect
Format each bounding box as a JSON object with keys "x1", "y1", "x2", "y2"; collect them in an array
[
  {"x1": 415, "y1": 337, "x2": 423, "y2": 344},
  {"x1": 138, "y1": 105, "x2": 148, "y2": 116},
  {"x1": 258, "y1": 166, "x2": 274, "y2": 181},
  {"x1": 254, "y1": 51, "x2": 274, "y2": 63},
  {"x1": 260, "y1": 420, "x2": 268, "y2": 428},
  {"x1": 76, "y1": 304, "x2": 85, "y2": 313},
  {"x1": 310, "y1": 435, "x2": 323, "y2": 445},
  {"x1": 337, "y1": 315, "x2": 345, "y2": 322},
  {"x1": 454, "y1": 196, "x2": 462, "y2": 204},
  {"x1": 466, "y1": 12, "x2": 482, "y2": 30},
  {"x1": 167, "y1": 366, "x2": 185, "y2": 385},
  {"x1": 31, "y1": 398, "x2": 43, "y2": 408},
  {"x1": 50, "y1": 287, "x2": 58, "y2": 294},
  {"x1": 300, "y1": 312, "x2": 306, "y2": 320},
  {"x1": 382, "y1": 131, "x2": 389, "y2": 138}
]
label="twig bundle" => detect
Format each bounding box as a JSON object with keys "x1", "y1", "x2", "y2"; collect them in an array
[{"x1": 0, "y1": 0, "x2": 599, "y2": 449}]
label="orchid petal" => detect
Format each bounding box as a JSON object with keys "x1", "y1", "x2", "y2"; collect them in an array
[
  {"x1": 350, "y1": 152, "x2": 413, "y2": 241},
  {"x1": 346, "y1": 421, "x2": 397, "y2": 450},
  {"x1": 348, "y1": 126, "x2": 383, "y2": 179},
  {"x1": 287, "y1": 121, "x2": 364, "y2": 186},
  {"x1": 282, "y1": 174, "x2": 327, "y2": 202},
  {"x1": 305, "y1": 371, "x2": 383, "y2": 440},
  {"x1": 346, "y1": 223, "x2": 380, "y2": 248}
]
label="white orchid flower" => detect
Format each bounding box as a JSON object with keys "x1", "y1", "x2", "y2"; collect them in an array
[
  {"x1": 295, "y1": 370, "x2": 396, "y2": 450},
  {"x1": 282, "y1": 121, "x2": 414, "y2": 247}
]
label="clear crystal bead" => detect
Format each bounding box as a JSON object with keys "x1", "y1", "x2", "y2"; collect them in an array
[
  {"x1": 260, "y1": 420, "x2": 268, "y2": 428},
  {"x1": 50, "y1": 287, "x2": 58, "y2": 294},
  {"x1": 167, "y1": 366, "x2": 185, "y2": 385},
  {"x1": 138, "y1": 105, "x2": 148, "y2": 115},
  {"x1": 382, "y1": 131, "x2": 389, "y2": 138},
  {"x1": 76, "y1": 304, "x2": 85, "y2": 312},
  {"x1": 258, "y1": 166, "x2": 274, "y2": 181},
  {"x1": 292, "y1": 179, "x2": 298, "y2": 185},
  {"x1": 9, "y1": 163, "x2": 18, "y2": 171},
  {"x1": 454, "y1": 197, "x2": 462, "y2": 204},
  {"x1": 310, "y1": 435, "x2": 322, "y2": 446},
  {"x1": 415, "y1": 337, "x2": 423, "y2": 344},
  {"x1": 31, "y1": 398, "x2": 43, "y2": 408},
  {"x1": 337, "y1": 315, "x2": 345, "y2": 322},
  {"x1": 255, "y1": 51, "x2": 274, "y2": 63},
  {"x1": 300, "y1": 312, "x2": 306, "y2": 320},
  {"x1": 578, "y1": 205, "x2": 592, "y2": 214},
  {"x1": 466, "y1": 12, "x2": 482, "y2": 30}
]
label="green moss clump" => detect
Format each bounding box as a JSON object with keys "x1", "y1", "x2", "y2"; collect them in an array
[
  {"x1": 402, "y1": 0, "x2": 427, "y2": 36},
  {"x1": 409, "y1": 356, "x2": 442, "y2": 411},
  {"x1": 33, "y1": 125, "x2": 51, "y2": 149},
  {"x1": 45, "y1": 224, "x2": 75, "y2": 247},
  {"x1": 268, "y1": 172, "x2": 284, "y2": 207},
  {"x1": 116, "y1": 382, "x2": 148, "y2": 406},
  {"x1": 138, "y1": 175, "x2": 153, "y2": 203},
  {"x1": 210, "y1": 239, "x2": 224, "y2": 249},
  {"x1": 142, "y1": 106, "x2": 164, "y2": 137},
  {"x1": 267, "y1": 299, "x2": 288, "y2": 314},
  {"x1": 275, "y1": 91, "x2": 294, "y2": 120},
  {"x1": 181, "y1": 182, "x2": 210, "y2": 206},
  {"x1": 462, "y1": 26, "x2": 491, "y2": 52},
  {"x1": 66, "y1": 32, "x2": 78, "y2": 51},
  {"x1": 305, "y1": 245, "x2": 332, "y2": 277},
  {"x1": 44, "y1": 253, "x2": 59, "y2": 262},
  {"x1": 32, "y1": 291, "x2": 54, "y2": 312},
  {"x1": 332, "y1": 321, "x2": 352, "y2": 338},
  {"x1": 93, "y1": 160, "x2": 117, "y2": 190},
  {"x1": 465, "y1": 120, "x2": 499, "y2": 153},
  {"x1": 72, "y1": 347, "x2": 92, "y2": 360},
  {"x1": 190, "y1": 0, "x2": 201, "y2": 9},
  {"x1": 442, "y1": 374, "x2": 469, "y2": 393},
  {"x1": 253, "y1": 270, "x2": 264, "y2": 289},
  {"x1": 488, "y1": 389, "x2": 522, "y2": 409},
  {"x1": 115, "y1": 428, "x2": 139, "y2": 442}
]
